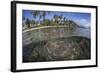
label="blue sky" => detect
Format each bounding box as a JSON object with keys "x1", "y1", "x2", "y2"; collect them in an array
[{"x1": 23, "y1": 10, "x2": 91, "y2": 28}]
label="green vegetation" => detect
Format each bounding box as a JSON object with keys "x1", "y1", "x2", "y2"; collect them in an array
[
  {"x1": 22, "y1": 10, "x2": 91, "y2": 63},
  {"x1": 22, "y1": 11, "x2": 76, "y2": 31}
]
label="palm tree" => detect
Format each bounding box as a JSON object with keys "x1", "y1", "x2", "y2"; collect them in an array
[
  {"x1": 63, "y1": 17, "x2": 66, "y2": 22},
  {"x1": 31, "y1": 11, "x2": 50, "y2": 25},
  {"x1": 22, "y1": 16, "x2": 26, "y2": 27},
  {"x1": 32, "y1": 11, "x2": 39, "y2": 19},
  {"x1": 26, "y1": 18, "x2": 31, "y2": 28},
  {"x1": 23, "y1": 16, "x2": 25, "y2": 21},
  {"x1": 53, "y1": 15, "x2": 59, "y2": 24},
  {"x1": 31, "y1": 20, "x2": 36, "y2": 26},
  {"x1": 31, "y1": 11, "x2": 40, "y2": 25},
  {"x1": 41, "y1": 11, "x2": 51, "y2": 25},
  {"x1": 59, "y1": 15, "x2": 63, "y2": 24},
  {"x1": 42, "y1": 11, "x2": 46, "y2": 22},
  {"x1": 39, "y1": 14, "x2": 42, "y2": 24}
]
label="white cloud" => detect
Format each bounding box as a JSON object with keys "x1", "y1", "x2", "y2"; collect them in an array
[
  {"x1": 74, "y1": 19, "x2": 90, "y2": 28},
  {"x1": 81, "y1": 19, "x2": 87, "y2": 22}
]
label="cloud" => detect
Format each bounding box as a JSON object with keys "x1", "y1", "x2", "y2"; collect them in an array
[{"x1": 74, "y1": 19, "x2": 90, "y2": 28}]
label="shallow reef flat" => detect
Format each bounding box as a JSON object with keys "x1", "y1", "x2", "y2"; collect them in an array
[{"x1": 23, "y1": 36, "x2": 91, "y2": 63}]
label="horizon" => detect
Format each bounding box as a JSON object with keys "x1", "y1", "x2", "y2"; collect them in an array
[{"x1": 23, "y1": 10, "x2": 91, "y2": 28}]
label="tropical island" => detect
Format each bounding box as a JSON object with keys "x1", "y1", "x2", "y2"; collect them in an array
[
  {"x1": 22, "y1": 10, "x2": 91, "y2": 63},
  {"x1": 22, "y1": 11, "x2": 76, "y2": 32}
]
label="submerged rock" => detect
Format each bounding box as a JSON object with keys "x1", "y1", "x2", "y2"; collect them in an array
[{"x1": 23, "y1": 36, "x2": 91, "y2": 63}]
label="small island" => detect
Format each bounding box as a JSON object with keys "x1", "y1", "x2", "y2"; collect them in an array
[
  {"x1": 22, "y1": 10, "x2": 91, "y2": 62},
  {"x1": 22, "y1": 11, "x2": 77, "y2": 32}
]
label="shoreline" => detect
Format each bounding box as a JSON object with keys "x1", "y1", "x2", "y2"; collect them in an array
[{"x1": 23, "y1": 25, "x2": 69, "y2": 33}]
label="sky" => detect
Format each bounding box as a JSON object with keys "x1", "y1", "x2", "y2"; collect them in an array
[{"x1": 23, "y1": 10, "x2": 91, "y2": 28}]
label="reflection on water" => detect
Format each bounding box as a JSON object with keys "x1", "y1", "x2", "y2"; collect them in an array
[{"x1": 23, "y1": 27, "x2": 90, "y2": 46}]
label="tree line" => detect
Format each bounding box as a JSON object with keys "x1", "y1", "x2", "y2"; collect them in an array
[{"x1": 23, "y1": 11, "x2": 77, "y2": 29}]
